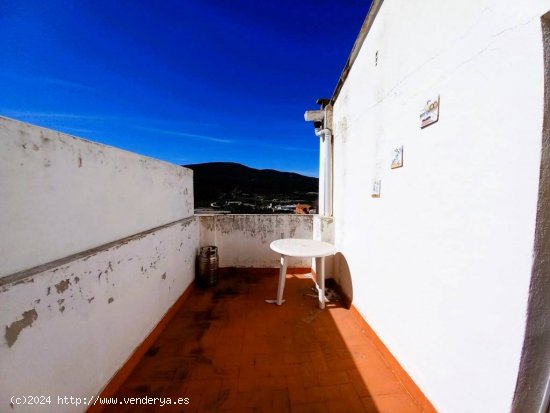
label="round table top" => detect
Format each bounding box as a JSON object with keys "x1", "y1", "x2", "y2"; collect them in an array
[{"x1": 270, "y1": 238, "x2": 336, "y2": 258}]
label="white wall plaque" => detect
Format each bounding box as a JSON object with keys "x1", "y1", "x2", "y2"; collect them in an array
[
  {"x1": 391, "y1": 145, "x2": 403, "y2": 169},
  {"x1": 420, "y1": 95, "x2": 440, "y2": 128}
]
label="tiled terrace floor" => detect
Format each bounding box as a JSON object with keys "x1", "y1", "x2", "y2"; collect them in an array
[{"x1": 104, "y1": 269, "x2": 423, "y2": 413}]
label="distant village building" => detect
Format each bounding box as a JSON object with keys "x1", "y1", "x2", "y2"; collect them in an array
[
  {"x1": 294, "y1": 203, "x2": 312, "y2": 214},
  {"x1": 269, "y1": 203, "x2": 290, "y2": 212}
]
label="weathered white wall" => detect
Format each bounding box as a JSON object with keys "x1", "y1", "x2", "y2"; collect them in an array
[
  {"x1": 199, "y1": 214, "x2": 313, "y2": 268},
  {"x1": 0, "y1": 118, "x2": 198, "y2": 412},
  {"x1": 0, "y1": 218, "x2": 198, "y2": 413},
  {"x1": 0, "y1": 117, "x2": 194, "y2": 277},
  {"x1": 331, "y1": 1, "x2": 549, "y2": 412}
]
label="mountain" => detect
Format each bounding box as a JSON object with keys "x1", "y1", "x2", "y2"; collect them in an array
[{"x1": 183, "y1": 162, "x2": 318, "y2": 208}]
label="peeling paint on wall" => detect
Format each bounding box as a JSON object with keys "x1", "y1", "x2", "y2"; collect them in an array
[
  {"x1": 55, "y1": 279, "x2": 70, "y2": 294},
  {"x1": 198, "y1": 214, "x2": 313, "y2": 267},
  {"x1": 1, "y1": 216, "x2": 198, "y2": 410},
  {"x1": 13, "y1": 278, "x2": 34, "y2": 286},
  {"x1": 0, "y1": 117, "x2": 195, "y2": 278},
  {"x1": 5, "y1": 309, "x2": 38, "y2": 348}
]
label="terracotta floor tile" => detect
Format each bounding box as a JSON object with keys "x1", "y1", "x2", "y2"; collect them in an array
[
  {"x1": 337, "y1": 383, "x2": 368, "y2": 411},
  {"x1": 237, "y1": 376, "x2": 288, "y2": 393},
  {"x1": 361, "y1": 392, "x2": 424, "y2": 413},
  {"x1": 101, "y1": 271, "x2": 424, "y2": 413},
  {"x1": 306, "y1": 385, "x2": 343, "y2": 403},
  {"x1": 307, "y1": 350, "x2": 330, "y2": 373},
  {"x1": 290, "y1": 402, "x2": 328, "y2": 413},
  {"x1": 230, "y1": 388, "x2": 290, "y2": 412},
  {"x1": 348, "y1": 367, "x2": 404, "y2": 397},
  {"x1": 316, "y1": 370, "x2": 351, "y2": 386},
  {"x1": 286, "y1": 374, "x2": 311, "y2": 405}
]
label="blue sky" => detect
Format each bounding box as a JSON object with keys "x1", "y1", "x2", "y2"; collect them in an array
[{"x1": 0, "y1": 1, "x2": 370, "y2": 177}]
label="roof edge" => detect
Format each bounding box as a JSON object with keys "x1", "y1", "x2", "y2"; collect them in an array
[{"x1": 330, "y1": 0, "x2": 384, "y2": 105}]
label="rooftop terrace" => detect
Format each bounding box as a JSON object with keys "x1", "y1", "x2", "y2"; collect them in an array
[{"x1": 101, "y1": 269, "x2": 423, "y2": 413}]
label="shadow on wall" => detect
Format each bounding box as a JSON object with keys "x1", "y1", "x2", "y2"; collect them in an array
[{"x1": 334, "y1": 252, "x2": 353, "y2": 308}]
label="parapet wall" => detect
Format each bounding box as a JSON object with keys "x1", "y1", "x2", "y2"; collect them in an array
[
  {"x1": 199, "y1": 214, "x2": 314, "y2": 268},
  {"x1": 0, "y1": 218, "x2": 197, "y2": 413},
  {"x1": 0, "y1": 116, "x2": 194, "y2": 278},
  {"x1": 0, "y1": 118, "x2": 198, "y2": 413}
]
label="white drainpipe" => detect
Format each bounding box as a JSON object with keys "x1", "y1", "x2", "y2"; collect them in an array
[{"x1": 315, "y1": 128, "x2": 333, "y2": 217}]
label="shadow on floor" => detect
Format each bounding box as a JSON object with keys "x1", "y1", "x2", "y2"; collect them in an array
[{"x1": 102, "y1": 269, "x2": 421, "y2": 413}]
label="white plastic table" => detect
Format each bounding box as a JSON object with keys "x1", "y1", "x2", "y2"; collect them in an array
[{"x1": 266, "y1": 238, "x2": 336, "y2": 309}]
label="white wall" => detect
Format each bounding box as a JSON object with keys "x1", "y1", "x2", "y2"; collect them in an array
[
  {"x1": 331, "y1": 1, "x2": 549, "y2": 412},
  {"x1": 0, "y1": 117, "x2": 194, "y2": 277},
  {"x1": 0, "y1": 119, "x2": 198, "y2": 412},
  {"x1": 199, "y1": 214, "x2": 313, "y2": 268},
  {"x1": 0, "y1": 218, "x2": 198, "y2": 413}
]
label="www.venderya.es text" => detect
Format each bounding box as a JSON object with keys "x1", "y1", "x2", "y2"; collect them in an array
[{"x1": 10, "y1": 395, "x2": 190, "y2": 408}]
